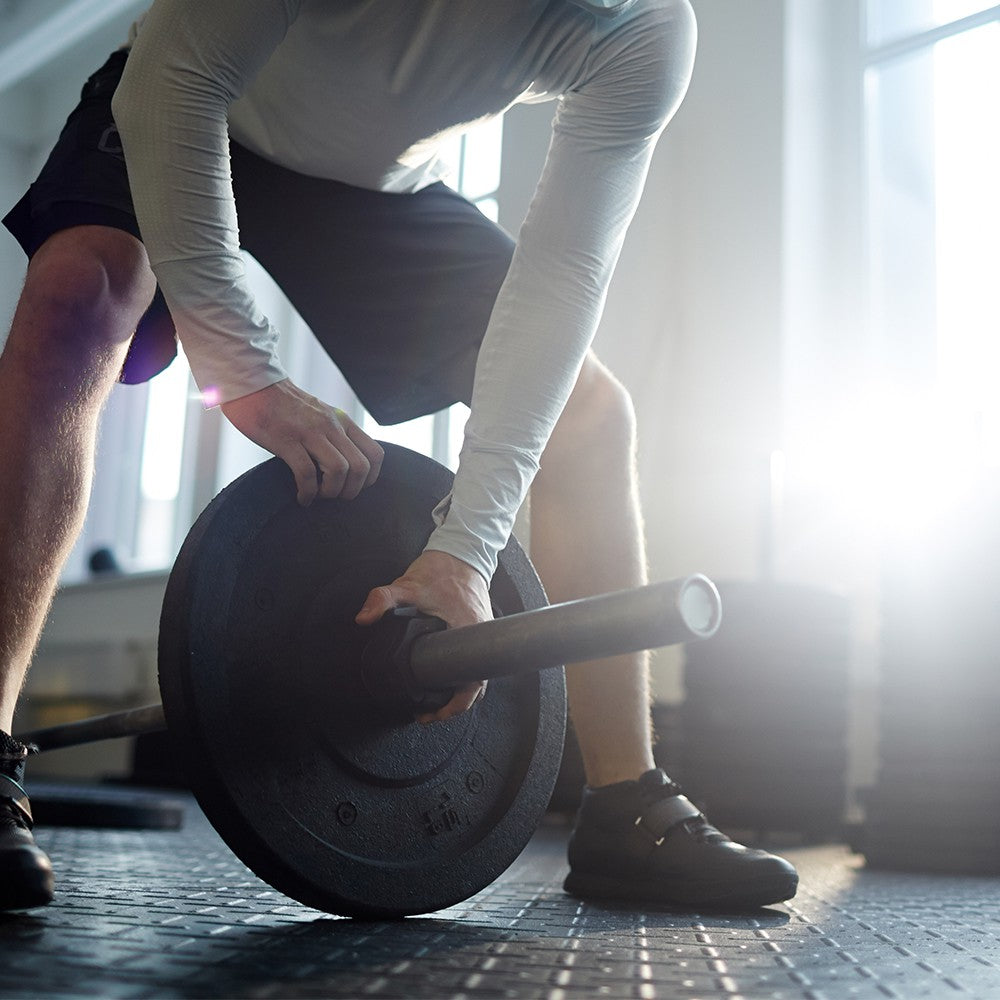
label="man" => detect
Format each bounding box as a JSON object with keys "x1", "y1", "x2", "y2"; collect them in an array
[{"x1": 0, "y1": 0, "x2": 798, "y2": 911}]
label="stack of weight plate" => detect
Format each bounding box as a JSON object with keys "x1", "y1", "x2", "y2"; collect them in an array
[
  {"x1": 862, "y1": 485, "x2": 1000, "y2": 874},
  {"x1": 680, "y1": 581, "x2": 850, "y2": 840}
]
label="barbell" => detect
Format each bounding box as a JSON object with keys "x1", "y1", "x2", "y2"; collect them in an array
[{"x1": 17, "y1": 443, "x2": 721, "y2": 918}]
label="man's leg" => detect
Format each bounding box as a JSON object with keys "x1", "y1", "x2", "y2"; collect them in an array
[
  {"x1": 0, "y1": 224, "x2": 156, "y2": 911},
  {"x1": 0, "y1": 225, "x2": 156, "y2": 732},
  {"x1": 531, "y1": 352, "x2": 799, "y2": 908},
  {"x1": 529, "y1": 352, "x2": 655, "y2": 787}
]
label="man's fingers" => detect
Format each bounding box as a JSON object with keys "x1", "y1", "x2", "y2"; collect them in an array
[
  {"x1": 355, "y1": 592, "x2": 487, "y2": 723},
  {"x1": 355, "y1": 585, "x2": 398, "y2": 625},
  {"x1": 331, "y1": 433, "x2": 372, "y2": 500},
  {"x1": 285, "y1": 444, "x2": 322, "y2": 506},
  {"x1": 308, "y1": 434, "x2": 358, "y2": 500},
  {"x1": 354, "y1": 553, "x2": 494, "y2": 723},
  {"x1": 310, "y1": 410, "x2": 381, "y2": 499},
  {"x1": 342, "y1": 420, "x2": 385, "y2": 487},
  {"x1": 222, "y1": 382, "x2": 384, "y2": 503},
  {"x1": 416, "y1": 682, "x2": 487, "y2": 724}
]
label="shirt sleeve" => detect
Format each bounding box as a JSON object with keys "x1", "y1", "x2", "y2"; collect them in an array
[
  {"x1": 111, "y1": 0, "x2": 302, "y2": 403},
  {"x1": 424, "y1": 2, "x2": 696, "y2": 582}
]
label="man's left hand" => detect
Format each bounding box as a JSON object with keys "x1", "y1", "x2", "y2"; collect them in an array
[{"x1": 355, "y1": 550, "x2": 492, "y2": 723}]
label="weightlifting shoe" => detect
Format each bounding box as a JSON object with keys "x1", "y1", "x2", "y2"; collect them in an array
[
  {"x1": 564, "y1": 768, "x2": 797, "y2": 909},
  {"x1": 0, "y1": 731, "x2": 54, "y2": 911}
]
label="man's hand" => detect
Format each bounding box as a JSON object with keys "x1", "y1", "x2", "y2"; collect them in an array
[
  {"x1": 221, "y1": 379, "x2": 384, "y2": 504},
  {"x1": 356, "y1": 550, "x2": 493, "y2": 723}
]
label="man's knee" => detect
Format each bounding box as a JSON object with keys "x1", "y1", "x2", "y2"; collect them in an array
[
  {"x1": 563, "y1": 358, "x2": 636, "y2": 447},
  {"x1": 541, "y1": 357, "x2": 637, "y2": 474},
  {"x1": 587, "y1": 367, "x2": 636, "y2": 449},
  {"x1": 18, "y1": 226, "x2": 156, "y2": 358}
]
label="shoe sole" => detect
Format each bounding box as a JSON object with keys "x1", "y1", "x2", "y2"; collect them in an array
[{"x1": 562, "y1": 869, "x2": 798, "y2": 910}]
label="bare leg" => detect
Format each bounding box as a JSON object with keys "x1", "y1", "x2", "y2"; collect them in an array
[
  {"x1": 530, "y1": 352, "x2": 655, "y2": 788},
  {"x1": 0, "y1": 226, "x2": 156, "y2": 733}
]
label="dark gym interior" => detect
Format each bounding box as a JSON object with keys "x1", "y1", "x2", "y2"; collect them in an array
[{"x1": 3, "y1": 1, "x2": 1000, "y2": 998}]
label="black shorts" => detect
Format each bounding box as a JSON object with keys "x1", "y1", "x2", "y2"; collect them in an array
[{"x1": 2, "y1": 51, "x2": 515, "y2": 425}]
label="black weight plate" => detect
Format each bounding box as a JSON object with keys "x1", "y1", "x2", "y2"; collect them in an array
[
  {"x1": 158, "y1": 443, "x2": 565, "y2": 919},
  {"x1": 681, "y1": 751, "x2": 847, "y2": 774},
  {"x1": 863, "y1": 844, "x2": 1000, "y2": 876},
  {"x1": 28, "y1": 782, "x2": 184, "y2": 830},
  {"x1": 679, "y1": 712, "x2": 849, "y2": 745},
  {"x1": 862, "y1": 821, "x2": 1000, "y2": 849},
  {"x1": 877, "y1": 730, "x2": 1000, "y2": 760}
]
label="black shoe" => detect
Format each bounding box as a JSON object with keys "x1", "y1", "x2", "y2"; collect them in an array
[
  {"x1": 564, "y1": 768, "x2": 798, "y2": 909},
  {"x1": 0, "y1": 732, "x2": 54, "y2": 911}
]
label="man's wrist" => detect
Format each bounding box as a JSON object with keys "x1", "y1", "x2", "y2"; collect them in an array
[{"x1": 420, "y1": 545, "x2": 491, "y2": 588}]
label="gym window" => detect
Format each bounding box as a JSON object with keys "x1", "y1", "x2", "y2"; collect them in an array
[{"x1": 862, "y1": 0, "x2": 1000, "y2": 515}]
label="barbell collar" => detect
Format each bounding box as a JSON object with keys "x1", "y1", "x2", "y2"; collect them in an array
[{"x1": 408, "y1": 574, "x2": 721, "y2": 690}]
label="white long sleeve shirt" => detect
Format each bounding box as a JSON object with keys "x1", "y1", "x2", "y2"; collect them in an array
[{"x1": 112, "y1": 0, "x2": 696, "y2": 582}]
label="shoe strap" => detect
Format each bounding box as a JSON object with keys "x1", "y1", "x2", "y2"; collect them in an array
[
  {"x1": 0, "y1": 772, "x2": 33, "y2": 829},
  {"x1": 634, "y1": 793, "x2": 702, "y2": 846}
]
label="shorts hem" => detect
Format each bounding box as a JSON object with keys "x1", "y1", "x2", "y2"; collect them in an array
[{"x1": 3, "y1": 198, "x2": 142, "y2": 259}]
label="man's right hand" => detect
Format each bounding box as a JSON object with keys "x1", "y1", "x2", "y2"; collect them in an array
[
  {"x1": 355, "y1": 549, "x2": 494, "y2": 724},
  {"x1": 221, "y1": 379, "x2": 384, "y2": 504}
]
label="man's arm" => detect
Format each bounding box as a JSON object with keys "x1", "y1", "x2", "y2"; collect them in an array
[
  {"x1": 112, "y1": 0, "x2": 295, "y2": 401},
  {"x1": 359, "y1": 3, "x2": 697, "y2": 721},
  {"x1": 424, "y1": 2, "x2": 697, "y2": 582},
  {"x1": 112, "y1": 0, "x2": 382, "y2": 502}
]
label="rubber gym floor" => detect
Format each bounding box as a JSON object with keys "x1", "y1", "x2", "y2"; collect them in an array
[{"x1": 3, "y1": 787, "x2": 1000, "y2": 1000}]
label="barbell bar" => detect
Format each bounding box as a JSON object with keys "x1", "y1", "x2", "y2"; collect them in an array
[
  {"x1": 410, "y1": 574, "x2": 720, "y2": 688},
  {"x1": 18, "y1": 575, "x2": 720, "y2": 752},
  {"x1": 18, "y1": 703, "x2": 167, "y2": 754}
]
